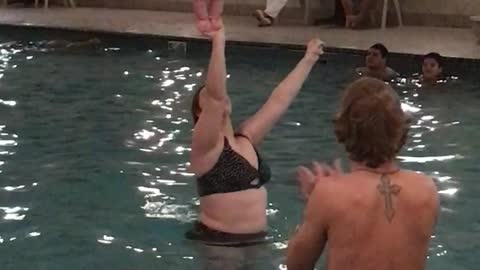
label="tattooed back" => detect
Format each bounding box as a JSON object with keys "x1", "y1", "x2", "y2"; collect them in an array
[{"x1": 316, "y1": 170, "x2": 439, "y2": 270}]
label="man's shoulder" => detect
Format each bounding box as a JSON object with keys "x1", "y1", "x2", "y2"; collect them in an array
[
  {"x1": 403, "y1": 171, "x2": 440, "y2": 218},
  {"x1": 308, "y1": 178, "x2": 346, "y2": 209},
  {"x1": 385, "y1": 66, "x2": 399, "y2": 79},
  {"x1": 311, "y1": 170, "x2": 437, "y2": 200},
  {"x1": 309, "y1": 176, "x2": 352, "y2": 205},
  {"x1": 402, "y1": 170, "x2": 436, "y2": 189}
]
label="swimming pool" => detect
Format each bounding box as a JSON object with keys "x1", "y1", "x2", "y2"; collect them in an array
[{"x1": 0, "y1": 26, "x2": 479, "y2": 270}]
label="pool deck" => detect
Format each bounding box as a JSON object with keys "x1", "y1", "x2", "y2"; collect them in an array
[{"x1": 0, "y1": 8, "x2": 479, "y2": 59}]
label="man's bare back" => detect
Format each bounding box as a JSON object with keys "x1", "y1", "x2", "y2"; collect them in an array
[
  {"x1": 287, "y1": 168, "x2": 439, "y2": 270},
  {"x1": 287, "y1": 77, "x2": 438, "y2": 269}
]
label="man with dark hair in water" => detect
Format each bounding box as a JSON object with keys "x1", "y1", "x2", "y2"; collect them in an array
[{"x1": 356, "y1": 43, "x2": 397, "y2": 81}]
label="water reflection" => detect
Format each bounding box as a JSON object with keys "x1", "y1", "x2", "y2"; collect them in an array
[
  {"x1": 0, "y1": 206, "x2": 29, "y2": 221},
  {"x1": 438, "y1": 188, "x2": 459, "y2": 196},
  {"x1": 0, "y1": 45, "x2": 24, "y2": 229},
  {"x1": 0, "y1": 35, "x2": 475, "y2": 268},
  {"x1": 2, "y1": 185, "x2": 26, "y2": 191},
  {"x1": 123, "y1": 62, "x2": 201, "y2": 224},
  {"x1": 398, "y1": 154, "x2": 462, "y2": 163},
  {"x1": 0, "y1": 231, "x2": 42, "y2": 245},
  {"x1": 97, "y1": 234, "x2": 115, "y2": 245},
  {"x1": 394, "y1": 74, "x2": 476, "y2": 266},
  {"x1": 27, "y1": 232, "x2": 41, "y2": 237}
]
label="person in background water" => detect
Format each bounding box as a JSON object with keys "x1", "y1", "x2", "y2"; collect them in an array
[
  {"x1": 356, "y1": 43, "x2": 398, "y2": 81},
  {"x1": 421, "y1": 52, "x2": 444, "y2": 86},
  {"x1": 187, "y1": 16, "x2": 324, "y2": 246},
  {"x1": 253, "y1": 0, "x2": 289, "y2": 27},
  {"x1": 287, "y1": 77, "x2": 439, "y2": 270}
]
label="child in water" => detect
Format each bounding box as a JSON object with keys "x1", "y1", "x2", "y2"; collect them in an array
[{"x1": 421, "y1": 52, "x2": 444, "y2": 85}]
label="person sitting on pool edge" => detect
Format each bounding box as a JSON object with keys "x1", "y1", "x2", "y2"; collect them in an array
[
  {"x1": 253, "y1": 0, "x2": 289, "y2": 27},
  {"x1": 341, "y1": 0, "x2": 377, "y2": 28},
  {"x1": 186, "y1": 18, "x2": 325, "y2": 245},
  {"x1": 287, "y1": 77, "x2": 439, "y2": 270},
  {"x1": 356, "y1": 43, "x2": 398, "y2": 81},
  {"x1": 421, "y1": 52, "x2": 444, "y2": 86}
]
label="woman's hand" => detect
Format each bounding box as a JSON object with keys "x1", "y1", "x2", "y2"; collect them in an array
[
  {"x1": 202, "y1": 18, "x2": 225, "y2": 42},
  {"x1": 304, "y1": 39, "x2": 325, "y2": 64},
  {"x1": 236, "y1": 38, "x2": 323, "y2": 146}
]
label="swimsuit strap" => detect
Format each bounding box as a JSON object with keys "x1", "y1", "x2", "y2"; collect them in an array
[{"x1": 234, "y1": 133, "x2": 252, "y2": 142}]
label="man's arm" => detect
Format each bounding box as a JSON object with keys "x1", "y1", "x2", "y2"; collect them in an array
[
  {"x1": 385, "y1": 67, "x2": 399, "y2": 81},
  {"x1": 286, "y1": 182, "x2": 331, "y2": 270}
]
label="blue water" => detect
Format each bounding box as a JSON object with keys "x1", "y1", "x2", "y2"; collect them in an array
[{"x1": 0, "y1": 27, "x2": 479, "y2": 270}]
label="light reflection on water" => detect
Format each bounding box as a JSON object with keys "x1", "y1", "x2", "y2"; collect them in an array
[
  {"x1": 0, "y1": 36, "x2": 477, "y2": 270},
  {"x1": 0, "y1": 44, "x2": 24, "y2": 227},
  {"x1": 379, "y1": 76, "x2": 470, "y2": 263},
  {"x1": 124, "y1": 63, "x2": 200, "y2": 225},
  {"x1": 120, "y1": 55, "x2": 473, "y2": 268}
]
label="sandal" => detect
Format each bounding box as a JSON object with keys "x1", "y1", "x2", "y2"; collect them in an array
[{"x1": 253, "y1": 10, "x2": 274, "y2": 27}]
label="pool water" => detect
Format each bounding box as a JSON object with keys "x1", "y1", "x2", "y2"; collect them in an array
[{"x1": 0, "y1": 27, "x2": 479, "y2": 270}]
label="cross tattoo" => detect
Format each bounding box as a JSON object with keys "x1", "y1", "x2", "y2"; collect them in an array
[{"x1": 377, "y1": 174, "x2": 402, "y2": 223}]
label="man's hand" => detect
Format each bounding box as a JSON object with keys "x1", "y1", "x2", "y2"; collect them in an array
[{"x1": 296, "y1": 159, "x2": 342, "y2": 201}]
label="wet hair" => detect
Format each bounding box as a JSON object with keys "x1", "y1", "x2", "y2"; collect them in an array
[
  {"x1": 370, "y1": 43, "x2": 389, "y2": 58},
  {"x1": 423, "y1": 52, "x2": 443, "y2": 67},
  {"x1": 334, "y1": 77, "x2": 410, "y2": 168},
  {"x1": 191, "y1": 85, "x2": 205, "y2": 124}
]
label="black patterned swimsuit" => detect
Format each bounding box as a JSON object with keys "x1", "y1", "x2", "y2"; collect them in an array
[
  {"x1": 186, "y1": 134, "x2": 271, "y2": 246},
  {"x1": 196, "y1": 134, "x2": 271, "y2": 197}
]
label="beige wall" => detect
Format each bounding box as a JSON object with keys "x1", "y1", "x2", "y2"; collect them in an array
[
  {"x1": 74, "y1": 0, "x2": 334, "y2": 23},
  {"x1": 74, "y1": 0, "x2": 329, "y2": 13},
  {"x1": 74, "y1": 0, "x2": 480, "y2": 15},
  {"x1": 76, "y1": 0, "x2": 316, "y2": 9},
  {"x1": 402, "y1": 0, "x2": 480, "y2": 16},
  {"x1": 400, "y1": 0, "x2": 480, "y2": 27},
  {"x1": 72, "y1": 0, "x2": 480, "y2": 27}
]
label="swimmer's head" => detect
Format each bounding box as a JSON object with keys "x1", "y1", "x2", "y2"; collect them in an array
[
  {"x1": 422, "y1": 52, "x2": 443, "y2": 82},
  {"x1": 191, "y1": 85, "x2": 232, "y2": 125},
  {"x1": 334, "y1": 77, "x2": 410, "y2": 168},
  {"x1": 366, "y1": 43, "x2": 388, "y2": 70}
]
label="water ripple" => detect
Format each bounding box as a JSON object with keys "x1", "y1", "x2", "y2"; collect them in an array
[{"x1": 0, "y1": 35, "x2": 475, "y2": 269}]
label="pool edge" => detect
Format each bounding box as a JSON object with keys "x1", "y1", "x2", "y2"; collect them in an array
[{"x1": 1, "y1": 22, "x2": 479, "y2": 65}]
